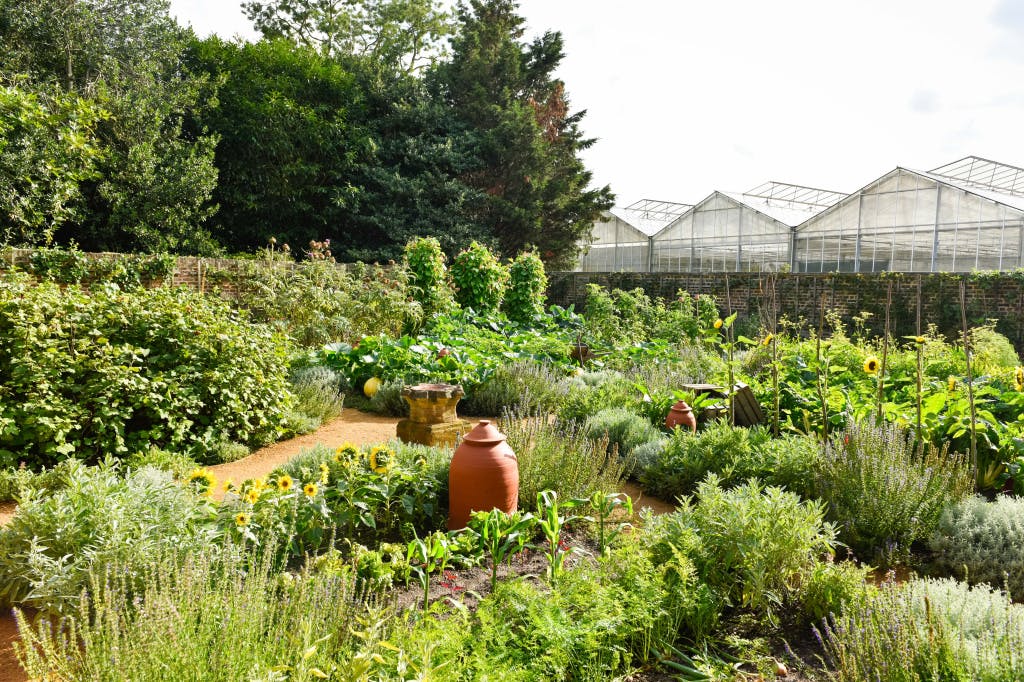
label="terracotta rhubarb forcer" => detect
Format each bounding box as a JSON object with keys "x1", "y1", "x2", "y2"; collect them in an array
[
  {"x1": 448, "y1": 420, "x2": 519, "y2": 530},
  {"x1": 665, "y1": 400, "x2": 697, "y2": 433}
]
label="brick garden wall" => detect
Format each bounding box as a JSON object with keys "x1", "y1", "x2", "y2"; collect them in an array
[{"x1": 547, "y1": 271, "x2": 1024, "y2": 351}]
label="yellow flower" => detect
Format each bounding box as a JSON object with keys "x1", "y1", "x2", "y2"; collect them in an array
[
  {"x1": 369, "y1": 445, "x2": 394, "y2": 475},
  {"x1": 277, "y1": 474, "x2": 294, "y2": 491},
  {"x1": 1015, "y1": 367, "x2": 1024, "y2": 391},
  {"x1": 333, "y1": 443, "x2": 359, "y2": 465},
  {"x1": 235, "y1": 512, "x2": 251, "y2": 527},
  {"x1": 319, "y1": 463, "x2": 330, "y2": 484},
  {"x1": 762, "y1": 333, "x2": 774, "y2": 347},
  {"x1": 303, "y1": 482, "x2": 318, "y2": 498},
  {"x1": 863, "y1": 356, "x2": 880, "y2": 374},
  {"x1": 713, "y1": 318, "x2": 723, "y2": 330},
  {"x1": 185, "y1": 468, "x2": 217, "y2": 496},
  {"x1": 948, "y1": 376, "x2": 957, "y2": 392},
  {"x1": 222, "y1": 478, "x2": 234, "y2": 493},
  {"x1": 252, "y1": 477, "x2": 267, "y2": 491},
  {"x1": 245, "y1": 489, "x2": 260, "y2": 505},
  {"x1": 914, "y1": 336, "x2": 926, "y2": 344}
]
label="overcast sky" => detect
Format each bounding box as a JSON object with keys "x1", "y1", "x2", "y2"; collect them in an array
[{"x1": 168, "y1": 0, "x2": 1024, "y2": 207}]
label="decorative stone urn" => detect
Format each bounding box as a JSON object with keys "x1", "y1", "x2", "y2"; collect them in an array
[
  {"x1": 448, "y1": 420, "x2": 519, "y2": 530},
  {"x1": 665, "y1": 400, "x2": 697, "y2": 433},
  {"x1": 396, "y1": 383, "x2": 469, "y2": 448}
]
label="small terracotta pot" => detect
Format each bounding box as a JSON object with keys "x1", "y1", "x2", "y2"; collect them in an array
[
  {"x1": 665, "y1": 400, "x2": 697, "y2": 433},
  {"x1": 448, "y1": 420, "x2": 519, "y2": 530}
]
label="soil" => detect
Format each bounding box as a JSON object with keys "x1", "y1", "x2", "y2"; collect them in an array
[{"x1": 0, "y1": 409, "x2": 681, "y2": 681}]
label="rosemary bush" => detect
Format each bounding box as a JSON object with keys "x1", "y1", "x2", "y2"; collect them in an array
[
  {"x1": 818, "y1": 578, "x2": 1024, "y2": 681},
  {"x1": 584, "y1": 407, "x2": 663, "y2": 459},
  {"x1": 814, "y1": 420, "x2": 973, "y2": 563},
  {"x1": 929, "y1": 494, "x2": 1024, "y2": 596},
  {"x1": 460, "y1": 360, "x2": 566, "y2": 416}
]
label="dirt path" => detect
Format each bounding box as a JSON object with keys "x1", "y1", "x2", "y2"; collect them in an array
[{"x1": 0, "y1": 409, "x2": 676, "y2": 680}]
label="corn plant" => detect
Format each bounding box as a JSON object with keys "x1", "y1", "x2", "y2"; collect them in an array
[
  {"x1": 588, "y1": 491, "x2": 633, "y2": 554},
  {"x1": 467, "y1": 509, "x2": 536, "y2": 591},
  {"x1": 406, "y1": 531, "x2": 452, "y2": 609},
  {"x1": 536, "y1": 490, "x2": 589, "y2": 586}
]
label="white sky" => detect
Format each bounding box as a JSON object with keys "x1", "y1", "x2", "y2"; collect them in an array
[{"x1": 168, "y1": 0, "x2": 1024, "y2": 207}]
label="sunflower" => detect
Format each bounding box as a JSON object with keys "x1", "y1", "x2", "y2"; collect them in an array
[
  {"x1": 863, "y1": 356, "x2": 881, "y2": 374},
  {"x1": 319, "y1": 463, "x2": 330, "y2": 484},
  {"x1": 303, "y1": 482, "x2": 318, "y2": 498},
  {"x1": 235, "y1": 512, "x2": 251, "y2": 527},
  {"x1": 222, "y1": 478, "x2": 234, "y2": 493},
  {"x1": 369, "y1": 445, "x2": 394, "y2": 475},
  {"x1": 713, "y1": 318, "x2": 724, "y2": 330},
  {"x1": 914, "y1": 336, "x2": 926, "y2": 345},
  {"x1": 252, "y1": 477, "x2": 267, "y2": 491},
  {"x1": 277, "y1": 474, "x2": 294, "y2": 491},
  {"x1": 1015, "y1": 367, "x2": 1024, "y2": 391},
  {"x1": 185, "y1": 468, "x2": 217, "y2": 496},
  {"x1": 948, "y1": 376, "x2": 957, "y2": 392},
  {"x1": 761, "y1": 333, "x2": 774, "y2": 347},
  {"x1": 333, "y1": 443, "x2": 359, "y2": 466},
  {"x1": 244, "y1": 489, "x2": 260, "y2": 505}
]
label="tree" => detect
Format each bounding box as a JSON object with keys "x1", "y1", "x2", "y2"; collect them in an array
[
  {"x1": 0, "y1": 84, "x2": 105, "y2": 245},
  {"x1": 242, "y1": 0, "x2": 454, "y2": 73},
  {"x1": 0, "y1": 0, "x2": 221, "y2": 253},
  {"x1": 433, "y1": 0, "x2": 613, "y2": 268}
]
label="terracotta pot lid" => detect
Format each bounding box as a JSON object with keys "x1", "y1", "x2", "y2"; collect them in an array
[
  {"x1": 670, "y1": 400, "x2": 692, "y2": 412},
  {"x1": 462, "y1": 420, "x2": 507, "y2": 445}
]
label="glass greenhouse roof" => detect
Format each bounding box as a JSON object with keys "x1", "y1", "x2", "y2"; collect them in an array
[
  {"x1": 612, "y1": 198, "x2": 694, "y2": 236},
  {"x1": 929, "y1": 156, "x2": 1024, "y2": 198}
]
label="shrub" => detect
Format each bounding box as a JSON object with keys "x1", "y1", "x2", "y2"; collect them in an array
[
  {"x1": 289, "y1": 365, "x2": 345, "y2": 426},
  {"x1": 648, "y1": 474, "x2": 836, "y2": 622},
  {"x1": 630, "y1": 438, "x2": 667, "y2": 479},
  {"x1": 0, "y1": 275, "x2": 292, "y2": 468},
  {"x1": 801, "y1": 560, "x2": 874, "y2": 623},
  {"x1": 210, "y1": 441, "x2": 250, "y2": 464},
  {"x1": 125, "y1": 447, "x2": 199, "y2": 479},
  {"x1": 404, "y1": 236, "x2": 453, "y2": 319},
  {"x1": 971, "y1": 324, "x2": 1020, "y2": 374},
  {"x1": 504, "y1": 412, "x2": 631, "y2": 507},
  {"x1": 449, "y1": 241, "x2": 507, "y2": 313},
  {"x1": 584, "y1": 407, "x2": 663, "y2": 458},
  {"x1": 0, "y1": 461, "x2": 216, "y2": 614},
  {"x1": 368, "y1": 379, "x2": 409, "y2": 417},
  {"x1": 814, "y1": 420, "x2": 973, "y2": 563},
  {"x1": 460, "y1": 360, "x2": 565, "y2": 416},
  {"x1": 929, "y1": 495, "x2": 1024, "y2": 596},
  {"x1": 503, "y1": 250, "x2": 547, "y2": 323},
  {"x1": 817, "y1": 578, "x2": 1024, "y2": 681},
  {"x1": 557, "y1": 372, "x2": 635, "y2": 424},
  {"x1": 638, "y1": 422, "x2": 819, "y2": 499}
]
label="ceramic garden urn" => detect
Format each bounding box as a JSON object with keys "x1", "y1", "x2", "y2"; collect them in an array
[
  {"x1": 665, "y1": 400, "x2": 697, "y2": 433},
  {"x1": 448, "y1": 420, "x2": 518, "y2": 530}
]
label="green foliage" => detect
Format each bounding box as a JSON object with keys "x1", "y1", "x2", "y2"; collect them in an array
[
  {"x1": 503, "y1": 250, "x2": 548, "y2": 323},
  {"x1": 504, "y1": 412, "x2": 631, "y2": 507},
  {"x1": 404, "y1": 236, "x2": 453, "y2": 319},
  {"x1": 584, "y1": 407, "x2": 663, "y2": 458},
  {"x1": 0, "y1": 84, "x2": 105, "y2": 245},
  {"x1": 0, "y1": 461, "x2": 216, "y2": 614},
  {"x1": 929, "y1": 495, "x2": 1024, "y2": 597},
  {"x1": 367, "y1": 379, "x2": 409, "y2": 417},
  {"x1": 649, "y1": 474, "x2": 836, "y2": 622},
  {"x1": 459, "y1": 360, "x2": 566, "y2": 416},
  {"x1": 27, "y1": 244, "x2": 175, "y2": 286},
  {"x1": 467, "y1": 507, "x2": 535, "y2": 591},
  {"x1": 583, "y1": 284, "x2": 719, "y2": 348},
  {"x1": 557, "y1": 371, "x2": 635, "y2": 423},
  {"x1": 814, "y1": 420, "x2": 973, "y2": 563},
  {"x1": 449, "y1": 240, "x2": 507, "y2": 312},
  {"x1": 124, "y1": 447, "x2": 199, "y2": 480},
  {"x1": 0, "y1": 275, "x2": 293, "y2": 468},
  {"x1": 288, "y1": 365, "x2": 345, "y2": 426},
  {"x1": 801, "y1": 560, "x2": 874, "y2": 624},
  {"x1": 970, "y1": 324, "x2": 1020, "y2": 375},
  {"x1": 640, "y1": 422, "x2": 820, "y2": 500},
  {"x1": 818, "y1": 578, "x2": 1024, "y2": 681}
]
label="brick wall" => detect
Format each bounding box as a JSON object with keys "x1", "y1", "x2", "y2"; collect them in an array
[{"x1": 547, "y1": 271, "x2": 1024, "y2": 351}]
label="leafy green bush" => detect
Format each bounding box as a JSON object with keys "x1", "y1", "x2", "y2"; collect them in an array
[
  {"x1": 0, "y1": 275, "x2": 293, "y2": 468},
  {"x1": 639, "y1": 422, "x2": 820, "y2": 499},
  {"x1": 929, "y1": 495, "x2": 1024, "y2": 596},
  {"x1": 648, "y1": 474, "x2": 836, "y2": 622},
  {"x1": 814, "y1": 420, "x2": 973, "y2": 563},
  {"x1": 971, "y1": 324, "x2": 1020, "y2": 375},
  {"x1": 289, "y1": 365, "x2": 345, "y2": 426},
  {"x1": 503, "y1": 250, "x2": 547, "y2": 323},
  {"x1": 449, "y1": 241, "x2": 507, "y2": 313},
  {"x1": 504, "y1": 412, "x2": 631, "y2": 507},
  {"x1": 125, "y1": 447, "x2": 200, "y2": 479},
  {"x1": 801, "y1": 560, "x2": 874, "y2": 623},
  {"x1": 0, "y1": 459, "x2": 82, "y2": 502},
  {"x1": 584, "y1": 407, "x2": 663, "y2": 458},
  {"x1": 0, "y1": 461, "x2": 216, "y2": 614},
  {"x1": 628, "y1": 438, "x2": 667, "y2": 479},
  {"x1": 582, "y1": 285, "x2": 718, "y2": 347},
  {"x1": 460, "y1": 360, "x2": 565, "y2": 416},
  {"x1": 818, "y1": 578, "x2": 1024, "y2": 681},
  {"x1": 27, "y1": 245, "x2": 176, "y2": 287},
  {"x1": 404, "y1": 236, "x2": 453, "y2": 319},
  {"x1": 557, "y1": 372, "x2": 636, "y2": 424},
  {"x1": 368, "y1": 379, "x2": 409, "y2": 417}
]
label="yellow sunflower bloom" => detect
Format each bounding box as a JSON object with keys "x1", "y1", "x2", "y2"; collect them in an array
[
  {"x1": 235, "y1": 512, "x2": 251, "y2": 527},
  {"x1": 185, "y1": 468, "x2": 217, "y2": 496},
  {"x1": 914, "y1": 336, "x2": 926, "y2": 344},
  {"x1": 333, "y1": 443, "x2": 359, "y2": 466},
  {"x1": 762, "y1": 333, "x2": 774, "y2": 347},
  {"x1": 277, "y1": 474, "x2": 294, "y2": 491},
  {"x1": 303, "y1": 482, "x2": 318, "y2": 498},
  {"x1": 368, "y1": 445, "x2": 394, "y2": 475},
  {"x1": 244, "y1": 489, "x2": 260, "y2": 505},
  {"x1": 713, "y1": 318, "x2": 724, "y2": 330},
  {"x1": 948, "y1": 376, "x2": 957, "y2": 392},
  {"x1": 1015, "y1": 367, "x2": 1024, "y2": 391},
  {"x1": 222, "y1": 478, "x2": 234, "y2": 493},
  {"x1": 863, "y1": 356, "x2": 881, "y2": 374},
  {"x1": 319, "y1": 463, "x2": 330, "y2": 484}
]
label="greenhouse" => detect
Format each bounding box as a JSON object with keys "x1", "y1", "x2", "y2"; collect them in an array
[
  {"x1": 794, "y1": 157, "x2": 1024, "y2": 273},
  {"x1": 651, "y1": 182, "x2": 844, "y2": 273},
  {"x1": 577, "y1": 156, "x2": 1024, "y2": 274}
]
